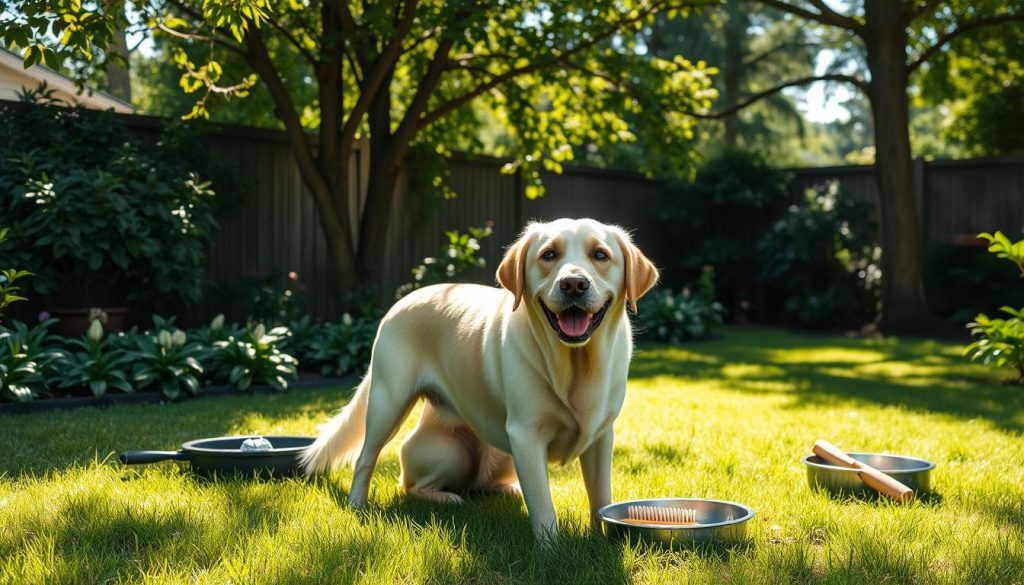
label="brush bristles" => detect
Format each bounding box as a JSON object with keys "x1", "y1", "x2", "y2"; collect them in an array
[{"x1": 627, "y1": 505, "x2": 697, "y2": 525}]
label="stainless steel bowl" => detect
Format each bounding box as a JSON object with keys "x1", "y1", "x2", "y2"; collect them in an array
[
  {"x1": 598, "y1": 498, "x2": 754, "y2": 548},
  {"x1": 802, "y1": 452, "x2": 935, "y2": 497}
]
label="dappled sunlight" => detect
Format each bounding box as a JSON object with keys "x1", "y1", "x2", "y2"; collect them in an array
[{"x1": 761, "y1": 347, "x2": 892, "y2": 364}]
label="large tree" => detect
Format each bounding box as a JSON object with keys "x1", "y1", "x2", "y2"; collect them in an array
[
  {"x1": 711, "y1": 0, "x2": 1024, "y2": 334},
  {"x1": 2, "y1": 0, "x2": 716, "y2": 306}
]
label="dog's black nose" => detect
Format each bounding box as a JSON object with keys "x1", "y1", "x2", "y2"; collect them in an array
[{"x1": 559, "y1": 275, "x2": 591, "y2": 297}]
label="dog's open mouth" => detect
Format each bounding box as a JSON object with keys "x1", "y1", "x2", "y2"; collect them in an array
[{"x1": 539, "y1": 299, "x2": 612, "y2": 344}]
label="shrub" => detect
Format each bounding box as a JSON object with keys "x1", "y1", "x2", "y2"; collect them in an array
[
  {"x1": 279, "y1": 315, "x2": 323, "y2": 364},
  {"x1": 637, "y1": 269, "x2": 725, "y2": 342},
  {"x1": 0, "y1": 99, "x2": 221, "y2": 310},
  {"x1": 759, "y1": 182, "x2": 880, "y2": 327},
  {"x1": 208, "y1": 323, "x2": 298, "y2": 390},
  {"x1": 307, "y1": 314, "x2": 378, "y2": 377},
  {"x1": 926, "y1": 243, "x2": 1024, "y2": 325},
  {"x1": 658, "y1": 150, "x2": 791, "y2": 315},
  {"x1": 964, "y1": 231, "x2": 1024, "y2": 382},
  {"x1": 396, "y1": 225, "x2": 493, "y2": 299}
]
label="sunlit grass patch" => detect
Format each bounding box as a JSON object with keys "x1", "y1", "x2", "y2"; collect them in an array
[{"x1": 2, "y1": 326, "x2": 1023, "y2": 583}]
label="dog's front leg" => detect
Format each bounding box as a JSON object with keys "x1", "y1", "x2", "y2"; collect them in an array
[
  {"x1": 579, "y1": 429, "x2": 613, "y2": 526},
  {"x1": 508, "y1": 425, "x2": 558, "y2": 542}
]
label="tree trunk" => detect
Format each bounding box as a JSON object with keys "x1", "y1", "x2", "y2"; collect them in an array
[
  {"x1": 863, "y1": 1, "x2": 934, "y2": 334},
  {"x1": 104, "y1": 0, "x2": 131, "y2": 103},
  {"x1": 721, "y1": 1, "x2": 746, "y2": 149},
  {"x1": 356, "y1": 82, "x2": 402, "y2": 288}
]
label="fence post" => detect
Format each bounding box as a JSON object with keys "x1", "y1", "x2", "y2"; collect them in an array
[{"x1": 912, "y1": 158, "x2": 927, "y2": 247}]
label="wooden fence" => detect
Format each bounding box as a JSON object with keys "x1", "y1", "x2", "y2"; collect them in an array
[
  {"x1": 7, "y1": 105, "x2": 1022, "y2": 323},
  {"x1": 183, "y1": 120, "x2": 1024, "y2": 322}
]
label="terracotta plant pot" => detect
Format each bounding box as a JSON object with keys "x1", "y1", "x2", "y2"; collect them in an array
[{"x1": 50, "y1": 307, "x2": 129, "y2": 338}]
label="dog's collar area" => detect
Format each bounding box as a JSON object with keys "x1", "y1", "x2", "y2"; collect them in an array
[{"x1": 539, "y1": 298, "x2": 612, "y2": 344}]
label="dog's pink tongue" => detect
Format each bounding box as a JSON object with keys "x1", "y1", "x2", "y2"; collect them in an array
[{"x1": 558, "y1": 310, "x2": 592, "y2": 337}]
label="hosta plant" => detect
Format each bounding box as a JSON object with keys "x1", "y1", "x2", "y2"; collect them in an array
[
  {"x1": 210, "y1": 323, "x2": 298, "y2": 390},
  {"x1": 637, "y1": 269, "x2": 725, "y2": 342},
  {"x1": 0, "y1": 333, "x2": 48, "y2": 402},
  {"x1": 129, "y1": 328, "x2": 205, "y2": 400},
  {"x1": 54, "y1": 320, "x2": 133, "y2": 397},
  {"x1": 188, "y1": 314, "x2": 242, "y2": 346},
  {"x1": 307, "y1": 314, "x2": 377, "y2": 377},
  {"x1": 280, "y1": 315, "x2": 323, "y2": 364}
]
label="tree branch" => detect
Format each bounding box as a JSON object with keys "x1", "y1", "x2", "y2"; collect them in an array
[
  {"x1": 243, "y1": 28, "x2": 337, "y2": 217},
  {"x1": 908, "y1": 13, "x2": 1024, "y2": 72},
  {"x1": 337, "y1": 0, "x2": 420, "y2": 160},
  {"x1": 749, "y1": 0, "x2": 863, "y2": 32},
  {"x1": 741, "y1": 41, "x2": 822, "y2": 69},
  {"x1": 417, "y1": 1, "x2": 713, "y2": 131},
  {"x1": 688, "y1": 73, "x2": 867, "y2": 118}
]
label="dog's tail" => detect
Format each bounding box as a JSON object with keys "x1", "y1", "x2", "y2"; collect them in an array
[{"x1": 300, "y1": 375, "x2": 371, "y2": 475}]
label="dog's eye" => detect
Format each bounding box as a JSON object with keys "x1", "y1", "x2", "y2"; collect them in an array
[
  {"x1": 593, "y1": 250, "x2": 609, "y2": 261},
  {"x1": 541, "y1": 250, "x2": 558, "y2": 261}
]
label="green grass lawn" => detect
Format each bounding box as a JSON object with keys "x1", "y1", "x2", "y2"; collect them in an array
[{"x1": 3, "y1": 327, "x2": 1023, "y2": 584}]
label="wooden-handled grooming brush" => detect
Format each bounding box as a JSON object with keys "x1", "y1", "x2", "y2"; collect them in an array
[
  {"x1": 621, "y1": 505, "x2": 698, "y2": 526},
  {"x1": 812, "y1": 440, "x2": 915, "y2": 503}
]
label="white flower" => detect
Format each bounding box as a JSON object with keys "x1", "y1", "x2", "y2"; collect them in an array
[
  {"x1": 446, "y1": 264, "x2": 455, "y2": 276},
  {"x1": 87, "y1": 319, "x2": 104, "y2": 343},
  {"x1": 467, "y1": 238, "x2": 480, "y2": 251},
  {"x1": 211, "y1": 314, "x2": 225, "y2": 330},
  {"x1": 423, "y1": 257, "x2": 436, "y2": 265},
  {"x1": 447, "y1": 248, "x2": 458, "y2": 258},
  {"x1": 253, "y1": 324, "x2": 266, "y2": 340},
  {"x1": 664, "y1": 295, "x2": 675, "y2": 308},
  {"x1": 158, "y1": 330, "x2": 173, "y2": 348},
  {"x1": 342, "y1": 313, "x2": 353, "y2": 326},
  {"x1": 172, "y1": 329, "x2": 187, "y2": 347}
]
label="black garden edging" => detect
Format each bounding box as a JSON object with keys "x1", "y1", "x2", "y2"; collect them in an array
[{"x1": 0, "y1": 374, "x2": 360, "y2": 416}]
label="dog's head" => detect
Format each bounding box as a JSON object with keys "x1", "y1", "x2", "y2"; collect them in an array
[{"x1": 497, "y1": 218, "x2": 658, "y2": 346}]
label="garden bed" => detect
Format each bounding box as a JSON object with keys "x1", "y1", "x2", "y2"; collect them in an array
[{"x1": 0, "y1": 373, "x2": 358, "y2": 416}]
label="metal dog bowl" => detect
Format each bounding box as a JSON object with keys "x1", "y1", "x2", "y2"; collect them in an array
[
  {"x1": 598, "y1": 498, "x2": 754, "y2": 548},
  {"x1": 802, "y1": 452, "x2": 935, "y2": 497}
]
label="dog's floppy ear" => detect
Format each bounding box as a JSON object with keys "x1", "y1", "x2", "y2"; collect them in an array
[
  {"x1": 497, "y1": 228, "x2": 535, "y2": 311},
  {"x1": 615, "y1": 231, "x2": 659, "y2": 314}
]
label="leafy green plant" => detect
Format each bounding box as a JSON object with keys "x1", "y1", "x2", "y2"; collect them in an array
[
  {"x1": 279, "y1": 315, "x2": 323, "y2": 364},
  {"x1": 759, "y1": 181, "x2": 880, "y2": 327},
  {"x1": 128, "y1": 328, "x2": 205, "y2": 400},
  {"x1": 307, "y1": 314, "x2": 378, "y2": 377},
  {"x1": 209, "y1": 323, "x2": 298, "y2": 390},
  {"x1": 0, "y1": 333, "x2": 49, "y2": 403},
  {"x1": 964, "y1": 231, "x2": 1024, "y2": 383},
  {"x1": 637, "y1": 269, "x2": 725, "y2": 343},
  {"x1": 0, "y1": 103, "x2": 222, "y2": 310},
  {"x1": 53, "y1": 320, "x2": 133, "y2": 397},
  {"x1": 0, "y1": 228, "x2": 32, "y2": 319},
  {"x1": 965, "y1": 308, "x2": 1024, "y2": 382},
  {"x1": 396, "y1": 225, "x2": 493, "y2": 299},
  {"x1": 978, "y1": 231, "x2": 1024, "y2": 276},
  {"x1": 188, "y1": 314, "x2": 242, "y2": 346}
]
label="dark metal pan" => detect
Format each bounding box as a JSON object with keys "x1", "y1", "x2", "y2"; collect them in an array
[{"x1": 119, "y1": 435, "x2": 315, "y2": 478}]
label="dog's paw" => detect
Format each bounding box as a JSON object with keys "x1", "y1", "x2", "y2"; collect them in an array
[{"x1": 408, "y1": 486, "x2": 465, "y2": 505}]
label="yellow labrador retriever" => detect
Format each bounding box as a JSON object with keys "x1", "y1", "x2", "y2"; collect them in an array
[{"x1": 301, "y1": 218, "x2": 658, "y2": 539}]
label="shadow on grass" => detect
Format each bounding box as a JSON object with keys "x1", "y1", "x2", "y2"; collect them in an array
[
  {"x1": 631, "y1": 328, "x2": 1024, "y2": 433},
  {"x1": 1, "y1": 385, "x2": 355, "y2": 477},
  {"x1": 372, "y1": 493, "x2": 631, "y2": 584}
]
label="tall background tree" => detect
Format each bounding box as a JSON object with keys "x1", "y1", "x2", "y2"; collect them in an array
[
  {"x1": 2, "y1": 0, "x2": 716, "y2": 305},
  {"x1": 710, "y1": 0, "x2": 1024, "y2": 333}
]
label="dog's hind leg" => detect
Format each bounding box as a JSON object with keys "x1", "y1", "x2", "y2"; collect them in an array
[
  {"x1": 399, "y1": 405, "x2": 474, "y2": 504},
  {"x1": 348, "y1": 362, "x2": 418, "y2": 509}
]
